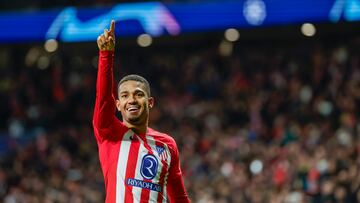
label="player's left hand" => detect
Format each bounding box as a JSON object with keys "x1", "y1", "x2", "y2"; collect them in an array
[{"x1": 97, "y1": 20, "x2": 115, "y2": 51}]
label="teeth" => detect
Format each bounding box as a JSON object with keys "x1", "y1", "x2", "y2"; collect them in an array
[{"x1": 128, "y1": 107, "x2": 139, "y2": 111}]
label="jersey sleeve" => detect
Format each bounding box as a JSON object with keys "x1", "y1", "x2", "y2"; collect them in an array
[
  {"x1": 93, "y1": 50, "x2": 124, "y2": 143},
  {"x1": 167, "y1": 138, "x2": 191, "y2": 203}
]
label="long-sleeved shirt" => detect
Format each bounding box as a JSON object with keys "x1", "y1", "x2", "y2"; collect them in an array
[{"x1": 93, "y1": 50, "x2": 190, "y2": 203}]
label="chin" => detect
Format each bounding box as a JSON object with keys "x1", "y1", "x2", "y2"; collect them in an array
[
  {"x1": 125, "y1": 112, "x2": 147, "y2": 125},
  {"x1": 127, "y1": 116, "x2": 142, "y2": 124},
  {"x1": 129, "y1": 118, "x2": 140, "y2": 123}
]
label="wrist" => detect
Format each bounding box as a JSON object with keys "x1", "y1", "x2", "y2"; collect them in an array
[{"x1": 99, "y1": 50, "x2": 115, "y2": 58}]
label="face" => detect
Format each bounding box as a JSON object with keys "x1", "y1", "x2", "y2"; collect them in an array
[{"x1": 116, "y1": 80, "x2": 154, "y2": 126}]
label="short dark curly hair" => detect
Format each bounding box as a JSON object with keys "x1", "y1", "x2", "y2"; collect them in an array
[{"x1": 117, "y1": 74, "x2": 151, "y2": 97}]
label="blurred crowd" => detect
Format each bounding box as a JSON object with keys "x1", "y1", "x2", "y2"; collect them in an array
[{"x1": 0, "y1": 36, "x2": 360, "y2": 203}]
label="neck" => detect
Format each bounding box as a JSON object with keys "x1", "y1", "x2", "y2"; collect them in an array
[
  {"x1": 124, "y1": 122, "x2": 148, "y2": 135},
  {"x1": 130, "y1": 125, "x2": 147, "y2": 135}
]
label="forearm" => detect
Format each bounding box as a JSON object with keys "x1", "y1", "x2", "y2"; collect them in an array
[
  {"x1": 93, "y1": 50, "x2": 115, "y2": 129},
  {"x1": 167, "y1": 176, "x2": 191, "y2": 203}
]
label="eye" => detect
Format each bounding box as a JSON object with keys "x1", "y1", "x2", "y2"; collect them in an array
[
  {"x1": 121, "y1": 94, "x2": 128, "y2": 99},
  {"x1": 136, "y1": 92, "x2": 145, "y2": 97}
]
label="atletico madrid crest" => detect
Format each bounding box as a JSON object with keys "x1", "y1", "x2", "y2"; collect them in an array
[{"x1": 156, "y1": 146, "x2": 167, "y2": 162}]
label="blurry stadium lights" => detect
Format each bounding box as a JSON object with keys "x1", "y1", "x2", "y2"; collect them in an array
[
  {"x1": 137, "y1": 34, "x2": 152, "y2": 47},
  {"x1": 317, "y1": 100, "x2": 333, "y2": 116},
  {"x1": 37, "y1": 56, "x2": 50, "y2": 70},
  {"x1": 219, "y1": 40, "x2": 233, "y2": 57},
  {"x1": 44, "y1": 39, "x2": 58, "y2": 52},
  {"x1": 299, "y1": 85, "x2": 313, "y2": 103},
  {"x1": 224, "y1": 28, "x2": 240, "y2": 42},
  {"x1": 301, "y1": 23, "x2": 316, "y2": 37},
  {"x1": 250, "y1": 159, "x2": 263, "y2": 175},
  {"x1": 25, "y1": 47, "x2": 41, "y2": 67},
  {"x1": 243, "y1": 0, "x2": 267, "y2": 25}
]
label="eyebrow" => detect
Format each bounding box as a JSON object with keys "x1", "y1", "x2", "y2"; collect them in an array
[
  {"x1": 119, "y1": 90, "x2": 128, "y2": 95},
  {"x1": 119, "y1": 89, "x2": 145, "y2": 95}
]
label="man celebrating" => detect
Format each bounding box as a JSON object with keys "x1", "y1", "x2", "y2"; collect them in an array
[{"x1": 93, "y1": 20, "x2": 190, "y2": 203}]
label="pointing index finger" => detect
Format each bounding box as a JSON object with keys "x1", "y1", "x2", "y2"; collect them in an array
[{"x1": 109, "y1": 20, "x2": 115, "y2": 35}]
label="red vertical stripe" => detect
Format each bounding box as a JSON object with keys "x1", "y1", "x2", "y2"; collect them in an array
[
  {"x1": 103, "y1": 141, "x2": 122, "y2": 203},
  {"x1": 155, "y1": 142, "x2": 169, "y2": 203},
  {"x1": 124, "y1": 137, "x2": 141, "y2": 203}
]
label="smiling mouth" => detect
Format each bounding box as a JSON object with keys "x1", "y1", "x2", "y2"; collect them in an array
[{"x1": 127, "y1": 106, "x2": 140, "y2": 113}]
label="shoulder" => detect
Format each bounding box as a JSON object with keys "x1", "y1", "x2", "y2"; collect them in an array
[{"x1": 147, "y1": 127, "x2": 178, "y2": 151}]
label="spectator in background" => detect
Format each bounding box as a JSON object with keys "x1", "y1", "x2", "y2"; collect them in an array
[{"x1": 0, "y1": 36, "x2": 359, "y2": 202}]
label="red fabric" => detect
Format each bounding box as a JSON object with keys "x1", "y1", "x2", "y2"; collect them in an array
[{"x1": 93, "y1": 51, "x2": 190, "y2": 203}]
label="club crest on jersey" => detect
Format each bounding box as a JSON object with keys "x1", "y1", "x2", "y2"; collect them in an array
[
  {"x1": 156, "y1": 146, "x2": 168, "y2": 162},
  {"x1": 140, "y1": 154, "x2": 158, "y2": 180}
]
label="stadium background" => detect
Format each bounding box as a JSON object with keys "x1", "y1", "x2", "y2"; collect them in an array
[{"x1": 0, "y1": 0, "x2": 360, "y2": 202}]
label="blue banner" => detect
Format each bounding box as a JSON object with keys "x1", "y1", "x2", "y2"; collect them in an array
[{"x1": 0, "y1": 0, "x2": 359, "y2": 43}]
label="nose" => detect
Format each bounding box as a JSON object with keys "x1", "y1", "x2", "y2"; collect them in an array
[{"x1": 128, "y1": 94, "x2": 137, "y2": 104}]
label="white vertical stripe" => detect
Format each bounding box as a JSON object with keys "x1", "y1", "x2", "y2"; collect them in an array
[
  {"x1": 161, "y1": 143, "x2": 172, "y2": 203},
  {"x1": 145, "y1": 136, "x2": 161, "y2": 202},
  {"x1": 116, "y1": 130, "x2": 133, "y2": 203},
  {"x1": 132, "y1": 135, "x2": 147, "y2": 203}
]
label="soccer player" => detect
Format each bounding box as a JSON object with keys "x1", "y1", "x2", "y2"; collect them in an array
[{"x1": 93, "y1": 20, "x2": 191, "y2": 203}]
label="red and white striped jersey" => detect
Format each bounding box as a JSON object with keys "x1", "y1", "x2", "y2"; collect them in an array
[{"x1": 93, "y1": 51, "x2": 190, "y2": 203}]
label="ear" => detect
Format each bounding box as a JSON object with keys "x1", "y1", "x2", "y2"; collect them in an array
[
  {"x1": 148, "y1": 97, "x2": 154, "y2": 109},
  {"x1": 115, "y1": 99, "x2": 121, "y2": 111}
]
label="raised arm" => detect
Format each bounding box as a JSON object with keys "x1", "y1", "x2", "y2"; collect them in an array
[{"x1": 93, "y1": 20, "x2": 118, "y2": 142}]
